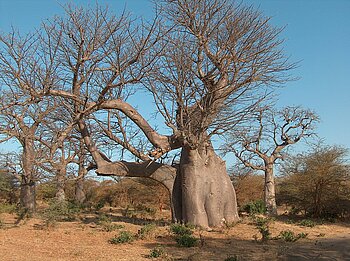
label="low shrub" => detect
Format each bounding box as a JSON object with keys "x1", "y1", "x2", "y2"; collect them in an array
[
  {"x1": 175, "y1": 234, "x2": 198, "y2": 247},
  {"x1": 298, "y1": 219, "x2": 316, "y2": 227},
  {"x1": 169, "y1": 224, "x2": 197, "y2": 247},
  {"x1": 148, "y1": 245, "x2": 165, "y2": 258},
  {"x1": 278, "y1": 230, "x2": 308, "y2": 242},
  {"x1": 254, "y1": 217, "x2": 271, "y2": 241},
  {"x1": 242, "y1": 200, "x2": 266, "y2": 215},
  {"x1": 170, "y1": 224, "x2": 193, "y2": 236},
  {"x1": 97, "y1": 214, "x2": 124, "y2": 232},
  {"x1": 225, "y1": 256, "x2": 240, "y2": 261},
  {"x1": 0, "y1": 203, "x2": 16, "y2": 214},
  {"x1": 138, "y1": 223, "x2": 157, "y2": 239},
  {"x1": 109, "y1": 231, "x2": 135, "y2": 244},
  {"x1": 41, "y1": 199, "x2": 81, "y2": 227}
]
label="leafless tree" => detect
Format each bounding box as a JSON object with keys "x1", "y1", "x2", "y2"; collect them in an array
[
  {"x1": 0, "y1": 29, "x2": 60, "y2": 212},
  {"x1": 1, "y1": 1, "x2": 295, "y2": 227},
  {"x1": 223, "y1": 106, "x2": 319, "y2": 215}
]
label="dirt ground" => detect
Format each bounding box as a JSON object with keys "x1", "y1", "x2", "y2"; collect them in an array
[{"x1": 1, "y1": 212, "x2": 350, "y2": 261}]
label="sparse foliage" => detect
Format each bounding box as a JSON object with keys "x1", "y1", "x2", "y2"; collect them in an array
[
  {"x1": 224, "y1": 106, "x2": 319, "y2": 215},
  {"x1": 279, "y1": 145, "x2": 350, "y2": 218}
]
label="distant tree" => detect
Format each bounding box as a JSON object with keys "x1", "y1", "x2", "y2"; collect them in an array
[
  {"x1": 36, "y1": 116, "x2": 76, "y2": 202},
  {"x1": 0, "y1": 29, "x2": 64, "y2": 212},
  {"x1": 279, "y1": 145, "x2": 350, "y2": 218},
  {"x1": 0, "y1": 156, "x2": 19, "y2": 204},
  {"x1": 223, "y1": 106, "x2": 319, "y2": 216},
  {"x1": 74, "y1": 139, "x2": 89, "y2": 204}
]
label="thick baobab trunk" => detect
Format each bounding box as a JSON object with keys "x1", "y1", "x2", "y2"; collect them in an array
[
  {"x1": 20, "y1": 138, "x2": 36, "y2": 213},
  {"x1": 176, "y1": 146, "x2": 239, "y2": 228},
  {"x1": 74, "y1": 163, "x2": 87, "y2": 204},
  {"x1": 75, "y1": 139, "x2": 87, "y2": 204},
  {"x1": 20, "y1": 178, "x2": 36, "y2": 213},
  {"x1": 74, "y1": 178, "x2": 86, "y2": 204},
  {"x1": 55, "y1": 167, "x2": 66, "y2": 202},
  {"x1": 264, "y1": 162, "x2": 277, "y2": 216}
]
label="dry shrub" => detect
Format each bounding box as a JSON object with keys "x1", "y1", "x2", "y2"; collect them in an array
[
  {"x1": 231, "y1": 172, "x2": 264, "y2": 208},
  {"x1": 278, "y1": 145, "x2": 350, "y2": 219}
]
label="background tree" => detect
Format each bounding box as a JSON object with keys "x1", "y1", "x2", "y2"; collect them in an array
[
  {"x1": 0, "y1": 30, "x2": 59, "y2": 212},
  {"x1": 0, "y1": 153, "x2": 20, "y2": 204},
  {"x1": 35, "y1": 106, "x2": 77, "y2": 202},
  {"x1": 279, "y1": 145, "x2": 350, "y2": 218},
  {"x1": 223, "y1": 106, "x2": 319, "y2": 215}
]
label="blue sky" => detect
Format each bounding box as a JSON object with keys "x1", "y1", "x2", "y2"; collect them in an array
[{"x1": 0, "y1": 0, "x2": 349, "y2": 154}]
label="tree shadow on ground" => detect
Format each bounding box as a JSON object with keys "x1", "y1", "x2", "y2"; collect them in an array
[
  {"x1": 81, "y1": 211, "x2": 171, "y2": 227},
  {"x1": 275, "y1": 214, "x2": 350, "y2": 229},
  {"x1": 142, "y1": 235, "x2": 350, "y2": 261}
]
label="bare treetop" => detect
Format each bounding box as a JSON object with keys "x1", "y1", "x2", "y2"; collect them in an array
[{"x1": 147, "y1": 0, "x2": 296, "y2": 149}]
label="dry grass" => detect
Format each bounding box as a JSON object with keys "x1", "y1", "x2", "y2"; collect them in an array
[{"x1": 0, "y1": 212, "x2": 349, "y2": 261}]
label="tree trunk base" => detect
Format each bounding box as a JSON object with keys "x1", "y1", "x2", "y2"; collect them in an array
[
  {"x1": 173, "y1": 147, "x2": 239, "y2": 228},
  {"x1": 20, "y1": 181, "x2": 36, "y2": 213}
]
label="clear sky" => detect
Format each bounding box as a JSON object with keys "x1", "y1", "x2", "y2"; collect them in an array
[{"x1": 0, "y1": 0, "x2": 349, "y2": 153}]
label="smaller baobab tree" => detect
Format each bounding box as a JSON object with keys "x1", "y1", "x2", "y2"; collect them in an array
[
  {"x1": 223, "y1": 106, "x2": 319, "y2": 216},
  {"x1": 0, "y1": 30, "x2": 59, "y2": 213}
]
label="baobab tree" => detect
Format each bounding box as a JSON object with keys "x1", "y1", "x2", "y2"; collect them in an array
[
  {"x1": 0, "y1": 30, "x2": 60, "y2": 212},
  {"x1": 223, "y1": 106, "x2": 319, "y2": 215},
  {"x1": 0, "y1": 27, "x2": 74, "y2": 212},
  {"x1": 35, "y1": 102, "x2": 87, "y2": 203},
  {"x1": 1, "y1": 0, "x2": 295, "y2": 227}
]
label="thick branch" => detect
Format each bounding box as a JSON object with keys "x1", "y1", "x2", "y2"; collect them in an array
[{"x1": 98, "y1": 99, "x2": 181, "y2": 153}]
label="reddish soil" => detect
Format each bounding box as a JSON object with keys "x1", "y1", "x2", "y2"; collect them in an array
[{"x1": 1, "y1": 212, "x2": 349, "y2": 261}]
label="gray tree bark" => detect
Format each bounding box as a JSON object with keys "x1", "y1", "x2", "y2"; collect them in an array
[
  {"x1": 55, "y1": 166, "x2": 66, "y2": 202},
  {"x1": 20, "y1": 138, "x2": 36, "y2": 213},
  {"x1": 264, "y1": 161, "x2": 277, "y2": 216},
  {"x1": 177, "y1": 146, "x2": 239, "y2": 228}
]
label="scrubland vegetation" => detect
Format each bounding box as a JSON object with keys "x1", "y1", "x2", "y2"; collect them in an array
[
  {"x1": 1, "y1": 145, "x2": 349, "y2": 260},
  {"x1": 0, "y1": 0, "x2": 349, "y2": 260}
]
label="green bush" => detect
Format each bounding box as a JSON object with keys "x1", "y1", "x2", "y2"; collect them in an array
[
  {"x1": 298, "y1": 219, "x2": 316, "y2": 227},
  {"x1": 148, "y1": 245, "x2": 165, "y2": 258},
  {"x1": 0, "y1": 203, "x2": 16, "y2": 214},
  {"x1": 41, "y1": 199, "x2": 81, "y2": 226},
  {"x1": 254, "y1": 217, "x2": 271, "y2": 241},
  {"x1": 138, "y1": 223, "x2": 157, "y2": 239},
  {"x1": 96, "y1": 214, "x2": 124, "y2": 232},
  {"x1": 169, "y1": 224, "x2": 197, "y2": 247},
  {"x1": 170, "y1": 224, "x2": 193, "y2": 236},
  {"x1": 278, "y1": 230, "x2": 308, "y2": 242},
  {"x1": 109, "y1": 231, "x2": 135, "y2": 244},
  {"x1": 0, "y1": 218, "x2": 3, "y2": 229},
  {"x1": 242, "y1": 200, "x2": 266, "y2": 215},
  {"x1": 36, "y1": 182, "x2": 56, "y2": 200},
  {"x1": 175, "y1": 234, "x2": 198, "y2": 247}
]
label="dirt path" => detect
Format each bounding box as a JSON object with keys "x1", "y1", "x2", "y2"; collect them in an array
[{"x1": 1, "y1": 213, "x2": 349, "y2": 261}]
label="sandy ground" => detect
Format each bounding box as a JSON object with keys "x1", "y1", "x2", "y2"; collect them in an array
[{"x1": 1, "y1": 212, "x2": 350, "y2": 261}]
